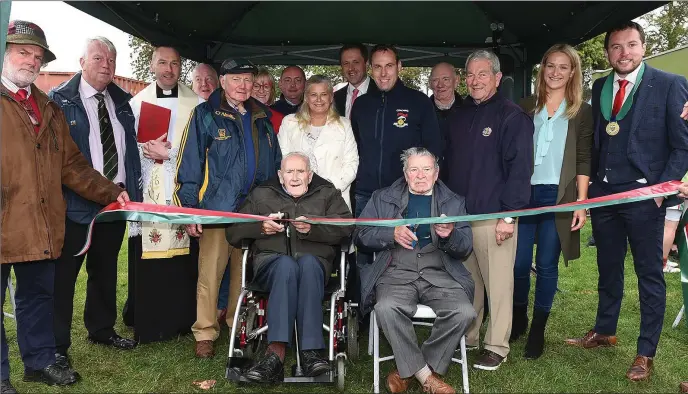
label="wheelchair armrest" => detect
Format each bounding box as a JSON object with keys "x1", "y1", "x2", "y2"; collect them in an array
[
  {"x1": 241, "y1": 239, "x2": 254, "y2": 251},
  {"x1": 339, "y1": 237, "x2": 352, "y2": 251}
]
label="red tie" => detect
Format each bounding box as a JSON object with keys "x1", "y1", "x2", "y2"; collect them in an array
[
  {"x1": 16, "y1": 88, "x2": 28, "y2": 101},
  {"x1": 351, "y1": 88, "x2": 359, "y2": 105},
  {"x1": 612, "y1": 79, "x2": 629, "y2": 118}
]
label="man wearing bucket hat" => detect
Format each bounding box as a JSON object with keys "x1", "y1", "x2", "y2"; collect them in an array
[
  {"x1": 175, "y1": 58, "x2": 282, "y2": 358},
  {"x1": 1, "y1": 20, "x2": 129, "y2": 393}
]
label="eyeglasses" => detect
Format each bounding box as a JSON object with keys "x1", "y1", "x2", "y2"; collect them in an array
[{"x1": 253, "y1": 83, "x2": 272, "y2": 91}]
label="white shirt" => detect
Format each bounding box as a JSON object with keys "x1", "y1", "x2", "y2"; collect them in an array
[
  {"x1": 1, "y1": 76, "x2": 32, "y2": 97},
  {"x1": 79, "y1": 77, "x2": 127, "y2": 185},
  {"x1": 604, "y1": 64, "x2": 646, "y2": 184},
  {"x1": 345, "y1": 76, "x2": 371, "y2": 119},
  {"x1": 612, "y1": 64, "x2": 642, "y2": 108}
]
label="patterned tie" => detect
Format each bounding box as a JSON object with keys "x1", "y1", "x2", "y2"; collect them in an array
[
  {"x1": 612, "y1": 79, "x2": 629, "y2": 118},
  {"x1": 16, "y1": 89, "x2": 40, "y2": 127},
  {"x1": 94, "y1": 93, "x2": 118, "y2": 180}
]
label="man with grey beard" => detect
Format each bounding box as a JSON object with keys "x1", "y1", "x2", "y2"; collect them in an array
[{"x1": 1, "y1": 20, "x2": 129, "y2": 393}]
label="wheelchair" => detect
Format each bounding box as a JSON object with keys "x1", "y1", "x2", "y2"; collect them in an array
[{"x1": 225, "y1": 229, "x2": 359, "y2": 391}]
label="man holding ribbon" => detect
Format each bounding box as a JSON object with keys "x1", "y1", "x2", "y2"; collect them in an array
[
  {"x1": 175, "y1": 58, "x2": 282, "y2": 359},
  {"x1": 565, "y1": 21, "x2": 688, "y2": 382},
  {"x1": 1, "y1": 21, "x2": 129, "y2": 392}
]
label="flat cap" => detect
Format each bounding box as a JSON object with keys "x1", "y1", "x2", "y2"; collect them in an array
[{"x1": 220, "y1": 58, "x2": 257, "y2": 75}]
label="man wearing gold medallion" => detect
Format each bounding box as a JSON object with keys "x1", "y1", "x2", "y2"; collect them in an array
[
  {"x1": 124, "y1": 46, "x2": 204, "y2": 343},
  {"x1": 565, "y1": 22, "x2": 688, "y2": 382}
]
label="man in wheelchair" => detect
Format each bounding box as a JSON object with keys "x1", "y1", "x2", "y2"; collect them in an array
[
  {"x1": 355, "y1": 147, "x2": 476, "y2": 394},
  {"x1": 227, "y1": 152, "x2": 353, "y2": 383}
]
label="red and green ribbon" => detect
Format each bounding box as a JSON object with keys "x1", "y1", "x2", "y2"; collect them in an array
[{"x1": 76, "y1": 180, "x2": 683, "y2": 256}]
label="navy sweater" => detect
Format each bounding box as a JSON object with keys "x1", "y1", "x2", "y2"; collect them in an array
[
  {"x1": 445, "y1": 93, "x2": 534, "y2": 214},
  {"x1": 350, "y1": 80, "x2": 443, "y2": 196}
]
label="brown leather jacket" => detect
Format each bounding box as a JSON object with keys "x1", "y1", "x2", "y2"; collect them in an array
[{"x1": 1, "y1": 84, "x2": 123, "y2": 264}]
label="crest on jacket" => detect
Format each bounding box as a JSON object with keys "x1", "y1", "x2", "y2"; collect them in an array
[{"x1": 394, "y1": 109, "x2": 409, "y2": 128}]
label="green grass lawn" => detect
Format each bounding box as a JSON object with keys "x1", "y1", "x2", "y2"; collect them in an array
[{"x1": 4, "y1": 225, "x2": 688, "y2": 393}]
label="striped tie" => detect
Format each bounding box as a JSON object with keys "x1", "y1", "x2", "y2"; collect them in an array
[{"x1": 94, "y1": 93, "x2": 118, "y2": 180}]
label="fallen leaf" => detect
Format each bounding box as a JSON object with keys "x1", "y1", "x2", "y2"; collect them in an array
[{"x1": 192, "y1": 380, "x2": 217, "y2": 390}]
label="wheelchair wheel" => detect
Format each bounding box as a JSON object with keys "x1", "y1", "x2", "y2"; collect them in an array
[
  {"x1": 243, "y1": 305, "x2": 264, "y2": 359},
  {"x1": 336, "y1": 357, "x2": 346, "y2": 392},
  {"x1": 347, "y1": 308, "x2": 359, "y2": 361}
]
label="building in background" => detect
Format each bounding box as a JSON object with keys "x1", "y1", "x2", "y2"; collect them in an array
[
  {"x1": 592, "y1": 44, "x2": 688, "y2": 82},
  {"x1": 34, "y1": 71, "x2": 149, "y2": 95}
]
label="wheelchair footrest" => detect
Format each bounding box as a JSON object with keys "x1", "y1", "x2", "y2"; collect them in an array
[{"x1": 225, "y1": 357, "x2": 335, "y2": 384}]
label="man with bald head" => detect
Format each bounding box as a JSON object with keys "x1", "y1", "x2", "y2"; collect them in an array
[
  {"x1": 429, "y1": 62, "x2": 463, "y2": 181},
  {"x1": 191, "y1": 63, "x2": 219, "y2": 100},
  {"x1": 271, "y1": 65, "x2": 305, "y2": 115},
  {"x1": 124, "y1": 46, "x2": 204, "y2": 344}
]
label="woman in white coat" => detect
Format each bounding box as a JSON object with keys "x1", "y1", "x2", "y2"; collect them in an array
[{"x1": 278, "y1": 75, "x2": 359, "y2": 210}]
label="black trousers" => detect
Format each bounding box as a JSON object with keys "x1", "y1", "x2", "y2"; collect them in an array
[
  {"x1": 589, "y1": 181, "x2": 666, "y2": 357},
  {"x1": 122, "y1": 236, "x2": 198, "y2": 344},
  {"x1": 53, "y1": 219, "x2": 125, "y2": 354}
]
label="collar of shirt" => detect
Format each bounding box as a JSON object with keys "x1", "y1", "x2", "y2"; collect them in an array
[
  {"x1": 284, "y1": 96, "x2": 300, "y2": 107},
  {"x1": 435, "y1": 96, "x2": 455, "y2": 110},
  {"x1": 1, "y1": 75, "x2": 32, "y2": 97},
  {"x1": 348, "y1": 76, "x2": 371, "y2": 95},
  {"x1": 613, "y1": 62, "x2": 643, "y2": 87},
  {"x1": 79, "y1": 76, "x2": 105, "y2": 100},
  {"x1": 408, "y1": 186, "x2": 433, "y2": 196}
]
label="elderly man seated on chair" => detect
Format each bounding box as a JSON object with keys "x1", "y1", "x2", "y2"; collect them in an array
[
  {"x1": 355, "y1": 147, "x2": 476, "y2": 394},
  {"x1": 227, "y1": 152, "x2": 353, "y2": 383}
]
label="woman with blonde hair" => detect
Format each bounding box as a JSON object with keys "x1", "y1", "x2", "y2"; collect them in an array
[
  {"x1": 252, "y1": 68, "x2": 284, "y2": 133},
  {"x1": 511, "y1": 44, "x2": 593, "y2": 359},
  {"x1": 278, "y1": 75, "x2": 358, "y2": 209}
]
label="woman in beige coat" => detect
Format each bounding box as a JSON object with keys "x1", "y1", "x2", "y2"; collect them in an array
[
  {"x1": 512, "y1": 44, "x2": 593, "y2": 360},
  {"x1": 277, "y1": 75, "x2": 359, "y2": 210}
]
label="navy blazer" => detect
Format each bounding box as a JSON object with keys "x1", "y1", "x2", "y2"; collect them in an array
[
  {"x1": 49, "y1": 72, "x2": 143, "y2": 224},
  {"x1": 333, "y1": 77, "x2": 379, "y2": 117},
  {"x1": 591, "y1": 64, "x2": 688, "y2": 206}
]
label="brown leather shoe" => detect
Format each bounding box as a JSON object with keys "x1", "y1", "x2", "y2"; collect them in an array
[
  {"x1": 422, "y1": 373, "x2": 456, "y2": 394},
  {"x1": 195, "y1": 340, "x2": 214, "y2": 358},
  {"x1": 679, "y1": 381, "x2": 688, "y2": 393},
  {"x1": 386, "y1": 370, "x2": 413, "y2": 393},
  {"x1": 626, "y1": 355, "x2": 652, "y2": 381},
  {"x1": 565, "y1": 330, "x2": 617, "y2": 348}
]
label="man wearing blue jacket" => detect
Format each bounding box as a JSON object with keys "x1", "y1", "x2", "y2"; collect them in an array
[
  {"x1": 175, "y1": 58, "x2": 282, "y2": 359},
  {"x1": 49, "y1": 37, "x2": 142, "y2": 369},
  {"x1": 445, "y1": 49, "x2": 534, "y2": 371},
  {"x1": 350, "y1": 45, "x2": 443, "y2": 305},
  {"x1": 565, "y1": 22, "x2": 688, "y2": 382}
]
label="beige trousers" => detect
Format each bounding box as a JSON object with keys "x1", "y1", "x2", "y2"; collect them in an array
[
  {"x1": 191, "y1": 226, "x2": 243, "y2": 342},
  {"x1": 464, "y1": 219, "x2": 518, "y2": 358}
]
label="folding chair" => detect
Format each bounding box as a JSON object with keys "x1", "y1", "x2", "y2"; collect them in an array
[{"x1": 368, "y1": 304, "x2": 470, "y2": 393}]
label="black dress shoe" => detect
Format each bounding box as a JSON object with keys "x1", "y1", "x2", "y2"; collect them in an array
[
  {"x1": 55, "y1": 353, "x2": 81, "y2": 381},
  {"x1": 1, "y1": 379, "x2": 18, "y2": 394},
  {"x1": 301, "y1": 350, "x2": 330, "y2": 377},
  {"x1": 23, "y1": 363, "x2": 77, "y2": 386},
  {"x1": 88, "y1": 334, "x2": 137, "y2": 350},
  {"x1": 242, "y1": 352, "x2": 284, "y2": 383}
]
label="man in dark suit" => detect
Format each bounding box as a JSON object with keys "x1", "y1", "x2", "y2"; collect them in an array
[
  {"x1": 333, "y1": 43, "x2": 379, "y2": 119},
  {"x1": 565, "y1": 21, "x2": 688, "y2": 382},
  {"x1": 49, "y1": 36, "x2": 141, "y2": 370}
]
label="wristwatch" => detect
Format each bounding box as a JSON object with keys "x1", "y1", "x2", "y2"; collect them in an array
[{"x1": 503, "y1": 217, "x2": 514, "y2": 224}]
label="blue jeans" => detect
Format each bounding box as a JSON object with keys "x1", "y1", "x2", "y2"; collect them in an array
[
  {"x1": 513, "y1": 184, "x2": 561, "y2": 313},
  {"x1": 217, "y1": 264, "x2": 230, "y2": 310}
]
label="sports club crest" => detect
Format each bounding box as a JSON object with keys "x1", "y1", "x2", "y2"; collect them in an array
[
  {"x1": 394, "y1": 109, "x2": 409, "y2": 128},
  {"x1": 482, "y1": 127, "x2": 492, "y2": 137}
]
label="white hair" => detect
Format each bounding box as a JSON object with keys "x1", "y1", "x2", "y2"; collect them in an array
[
  {"x1": 400, "y1": 147, "x2": 439, "y2": 172},
  {"x1": 83, "y1": 36, "x2": 117, "y2": 59},
  {"x1": 281, "y1": 151, "x2": 313, "y2": 172},
  {"x1": 466, "y1": 49, "x2": 501, "y2": 74}
]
